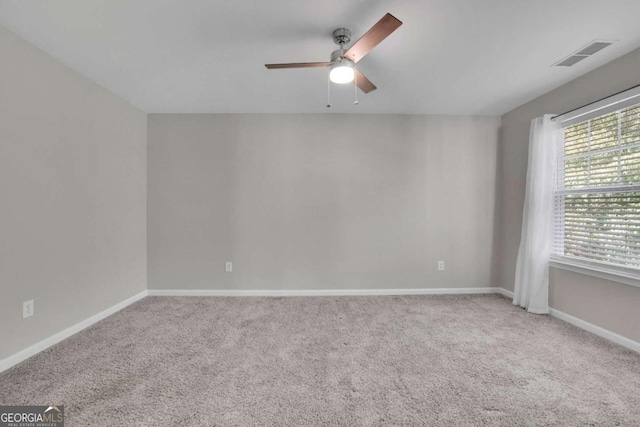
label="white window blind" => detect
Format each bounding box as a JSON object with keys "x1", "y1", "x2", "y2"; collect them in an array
[{"x1": 554, "y1": 103, "x2": 640, "y2": 268}]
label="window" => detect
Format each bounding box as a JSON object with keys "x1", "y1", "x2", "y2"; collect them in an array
[{"x1": 553, "y1": 103, "x2": 640, "y2": 269}]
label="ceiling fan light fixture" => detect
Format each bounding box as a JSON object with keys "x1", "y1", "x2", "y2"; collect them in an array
[{"x1": 329, "y1": 58, "x2": 355, "y2": 84}]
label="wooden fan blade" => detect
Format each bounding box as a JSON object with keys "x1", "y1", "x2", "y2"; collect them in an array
[
  {"x1": 265, "y1": 62, "x2": 330, "y2": 69},
  {"x1": 355, "y1": 69, "x2": 376, "y2": 93},
  {"x1": 343, "y1": 13, "x2": 402, "y2": 63}
]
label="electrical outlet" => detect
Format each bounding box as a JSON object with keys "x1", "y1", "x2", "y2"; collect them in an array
[
  {"x1": 225, "y1": 262, "x2": 233, "y2": 272},
  {"x1": 23, "y1": 300, "x2": 34, "y2": 319},
  {"x1": 438, "y1": 261, "x2": 445, "y2": 271}
]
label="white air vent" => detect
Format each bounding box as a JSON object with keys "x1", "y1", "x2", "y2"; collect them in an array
[{"x1": 553, "y1": 40, "x2": 614, "y2": 67}]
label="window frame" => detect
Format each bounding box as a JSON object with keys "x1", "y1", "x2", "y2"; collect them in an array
[{"x1": 552, "y1": 98, "x2": 640, "y2": 287}]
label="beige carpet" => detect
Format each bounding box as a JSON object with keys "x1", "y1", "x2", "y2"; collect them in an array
[{"x1": 0, "y1": 294, "x2": 639, "y2": 426}]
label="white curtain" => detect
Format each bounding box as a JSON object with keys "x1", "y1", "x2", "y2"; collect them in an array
[{"x1": 513, "y1": 114, "x2": 561, "y2": 314}]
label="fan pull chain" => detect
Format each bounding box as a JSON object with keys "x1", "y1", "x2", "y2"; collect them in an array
[
  {"x1": 354, "y1": 67, "x2": 359, "y2": 105},
  {"x1": 326, "y1": 74, "x2": 332, "y2": 108}
]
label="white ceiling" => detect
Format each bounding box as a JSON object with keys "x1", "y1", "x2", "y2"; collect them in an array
[{"x1": 2, "y1": 0, "x2": 640, "y2": 115}]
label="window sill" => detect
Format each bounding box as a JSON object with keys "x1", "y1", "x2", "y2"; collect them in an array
[{"x1": 549, "y1": 256, "x2": 640, "y2": 289}]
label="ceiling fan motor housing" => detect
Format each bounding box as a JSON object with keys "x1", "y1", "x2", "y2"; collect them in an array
[
  {"x1": 330, "y1": 48, "x2": 354, "y2": 66},
  {"x1": 330, "y1": 28, "x2": 353, "y2": 70}
]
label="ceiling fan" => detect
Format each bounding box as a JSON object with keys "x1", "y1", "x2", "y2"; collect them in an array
[{"x1": 265, "y1": 13, "x2": 403, "y2": 95}]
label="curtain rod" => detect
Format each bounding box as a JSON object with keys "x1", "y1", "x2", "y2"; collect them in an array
[{"x1": 551, "y1": 83, "x2": 640, "y2": 121}]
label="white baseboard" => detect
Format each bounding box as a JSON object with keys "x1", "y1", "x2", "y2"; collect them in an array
[
  {"x1": 0, "y1": 290, "x2": 148, "y2": 374},
  {"x1": 494, "y1": 287, "x2": 638, "y2": 353},
  {"x1": 495, "y1": 287, "x2": 514, "y2": 298},
  {"x1": 147, "y1": 287, "x2": 504, "y2": 297},
  {"x1": 549, "y1": 308, "x2": 640, "y2": 353}
]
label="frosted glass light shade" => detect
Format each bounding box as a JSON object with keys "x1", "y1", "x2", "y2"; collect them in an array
[{"x1": 329, "y1": 62, "x2": 355, "y2": 84}]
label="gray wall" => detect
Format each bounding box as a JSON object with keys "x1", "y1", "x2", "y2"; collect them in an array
[
  {"x1": 500, "y1": 47, "x2": 640, "y2": 342},
  {"x1": 148, "y1": 114, "x2": 501, "y2": 290},
  {"x1": 0, "y1": 25, "x2": 147, "y2": 359}
]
